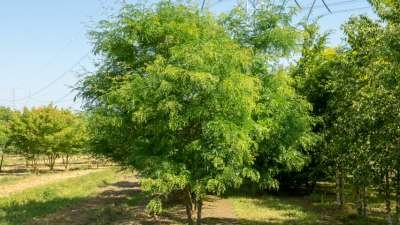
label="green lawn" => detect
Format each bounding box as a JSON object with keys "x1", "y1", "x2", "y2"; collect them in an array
[
  {"x1": 0, "y1": 175, "x2": 28, "y2": 185},
  {"x1": 229, "y1": 192, "x2": 387, "y2": 225},
  {"x1": 230, "y1": 195, "x2": 322, "y2": 225},
  {"x1": 0, "y1": 167, "x2": 391, "y2": 225},
  {"x1": 0, "y1": 168, "x2": 120, "y2": 225}
]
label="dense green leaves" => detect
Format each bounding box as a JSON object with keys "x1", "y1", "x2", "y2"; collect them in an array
[
  {"x1": 0, "y1": 107, "x2": 14, "y2": 171},
  {"x1": 78, "y1": 2, "x2": 313, "y2": 224},
  {"x1": 9, "y1": 105, "x2": 87, "y2": 171},
  {"x1": 290, "y1": 1, "x2": 400, "y2": 222}
]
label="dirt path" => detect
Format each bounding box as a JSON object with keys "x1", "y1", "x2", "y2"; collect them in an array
[
  {"x1": 203, "y1": 196, "x2": 237, "y2": 220},
  {"x1": 200, "y1": 196, "x2": 239, "y2": 225},
  {"x1": 0, "y1": 169, "x2": 102, "y2": 197},
  {"x1": 28, "y1": 174, "x2": 146, "y2": 225},
  {"x1": 25, "y1": 173, "x2": 240, "y2": 225}
]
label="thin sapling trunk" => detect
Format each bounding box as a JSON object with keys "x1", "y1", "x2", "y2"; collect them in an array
[{"x1": 196, "y1": 199, "x2": 203, "y2": 225}]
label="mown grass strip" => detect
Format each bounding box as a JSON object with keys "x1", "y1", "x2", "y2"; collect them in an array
[
  {"x1": 0, "y1": 176, "x2": 28, "y2": 186},
  {"x1": 0, "y1": 168, "x2": 120, "y2": 225},
  {"x1": 230, "y1": 195, "x2": 321, "y2": 225}
]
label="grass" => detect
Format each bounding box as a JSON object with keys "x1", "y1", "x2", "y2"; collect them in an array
[
  {"x1": 0, "y1": 168, "x2": 121, "y2": 225},
  {"x1": 0, "y1": 175, "x2": 28, "y2": 185},
  {"x1": 229, "y1": 190, "x2": 388, "y2": 225},
  {"x1": 0, "y1": 162, "x2": 391, "y2": 225},
  {"x1": 230, "y1": 195, "x2": 322, "y2": 225}
]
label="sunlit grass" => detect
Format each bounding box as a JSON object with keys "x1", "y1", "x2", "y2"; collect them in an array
[
  {"x1": 230, "y1": 195, "x2": 321, "y2": 225},
  {"x1": 0, "y1": 168, "x2": 120, "y2": 225},
  {"x1": 0, "y1": 176, "x2": 28, "y2": 185}
]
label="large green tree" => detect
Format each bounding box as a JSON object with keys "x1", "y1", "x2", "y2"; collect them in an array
[{"x1": 79, "y1": 2, "x2": 313, "y2": 224}]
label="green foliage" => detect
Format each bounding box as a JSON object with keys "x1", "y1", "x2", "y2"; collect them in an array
[
  {"x1": 146, "y1": 198, "x2": 163, "y2": 216},
  {"x1": 81, "y1": 0, "x2": 259, "y2": 199},
  {"x1": 220, "y1": 1, "x2": 300, "y2": 61},
  {"x1": 292, "y1": 1, "x2": 400, "y2": 220},
  {"x1": 254, "y1": 71, "x2": 315, "y2": 190},
  {"x1": 9, "y1": 105, "x2": 87, "y2": 170},
  {"x1": 0, "y1": 107, "x2": 14, "y2": 150},
  {"x1": 78, "y1": 1, "x2": 313, "y2": 222}
]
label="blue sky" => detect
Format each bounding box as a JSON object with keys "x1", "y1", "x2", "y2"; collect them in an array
[{"x1": 0, "y1": 0, "x2": 375, "y2": 110}]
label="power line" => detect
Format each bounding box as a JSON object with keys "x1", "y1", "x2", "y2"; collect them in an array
[
  {"x1": 307, "y1": 0, "x2": 317, "y2": 21},
  {"x1": 302, "y1": 0, "x2": 365, "y2": 10},
  {"x1": 294, "y1": 0, "x2": 302, "y2": 9},
  {"x1": 53, "y1": 91, "x2": 76, "y2": 104},
  {"x1": 33, "y1": 32, "x2": 82, "y2": 77},
  {"x1": 321, "y1": 0, "x2": 332, "y2": 13},
  {"x1": 320, "y1": 6, "x2": 371, "y2": 16},
  {"x1": 302, "y1": 0, "x2": 370, "y2": 20},
  {"x1": 201, "y1": 0, "x2": 206, "y2": 10},
  {"x1": 0, "y1": 52, "x2": 89, "y2": 103}
]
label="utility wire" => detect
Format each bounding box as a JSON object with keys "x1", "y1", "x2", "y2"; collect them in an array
[
  {"x1": 201, "y1": 0, "x2": 206, "y2": 10},
  {"x1": 302, "y1": 0, "x2": 365, "y2": 10},
  {"x1": 321, "y1": 0, "x2": 332, "y2": 13},
  {"x1": 294, "y1": 0, "x2": 302, "y2": 9},
  {"x1": 53, "y1": 91, "x2": 76, "y2": 104},
  {"x1": 307, "y1": 0, "x2": 317, "y2": 21},
  {"x1": 0, "y1": 52, "x2": 89, "y2": 103},
  {"x1": 320, "y1": 6, "x2": 371, "y2": 16},
  {"x1": 33, "y1": 32, "x2": 82, "y2": 76}
]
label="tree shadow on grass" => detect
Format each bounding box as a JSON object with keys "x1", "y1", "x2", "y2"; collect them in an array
[
  {"x1": 0, "y1": 179, "x2": 144, "y2": 225},
  {"x1": 0, "y1": 196, "x2": 86, "y2": 225},
  {"x1": 162, "y1": 212, "x2": 325, "y2": 225},
  {"x1": 0, "y1": 180, "x2": 387, "y2": 225},
  {"x1": 229, "y1": 193, "x2": 388, "y2": 225}
]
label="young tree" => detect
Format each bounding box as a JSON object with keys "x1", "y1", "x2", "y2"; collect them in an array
[
  {"x1": 10, "y1": 105, "x2": 86, "y2": 172},
  {"x1": 295, "y1": 0, "x2": 400, "y2": 221},
  {"x1": 10, "y1": 107, "x2": 43, "y2": 172},
  {"x1": 0, "y1": 107, "x2": 14, "y2": 172},
  {"x1": 50, "y1": 112, "x2": 88, "y2": 170}
]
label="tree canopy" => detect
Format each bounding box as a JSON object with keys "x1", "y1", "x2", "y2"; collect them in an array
[
  {"x1": 78, "y1": 2, "x2": 313, "y2": 224},
  {"x1": 9, "y1": 105, "x2": 87, "y2": 171}
]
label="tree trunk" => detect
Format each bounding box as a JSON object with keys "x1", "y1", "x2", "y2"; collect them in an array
[
  {"x1": 396, "y1": 170, "x2": 400, "y2": 225},
  {"x1": 336, "y1": 166, "x2": 344, "y2": 207},
  {"x1": 385, "y1": 171, "x2": 392, "y2": 225},
  {"x1": 0, "y1": 151, "x2": 4, "y2": 172},
  {"x1": 363, "y1": 185, "x2": 368, "y2": 217},
  {"x1": 63, "y1": 154, "x2": 69, "y2": 171},
  {"x1": 48, "y1": 154, "x2": 56, "y2": 171},
  {"x1": 185, "y1": 191, "x2": 194, "y2": 225},
  {"x1": 196, "y1": 199, "x2": 203, "y2": 225},
  {"x1": 32, "y1": 157, "x2": 39, "y2": 175},
  {"x1": 355, "y1": 186, "x2": 362, "y2": 216}
]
